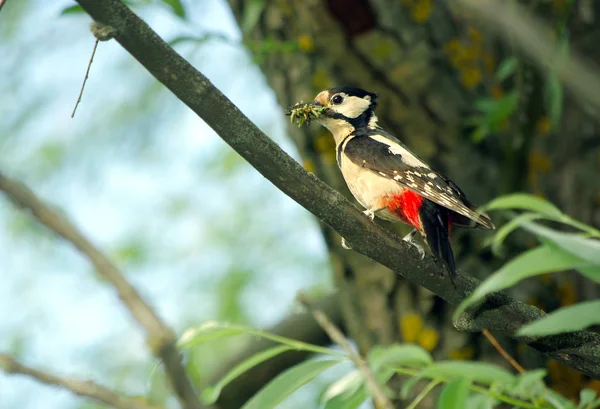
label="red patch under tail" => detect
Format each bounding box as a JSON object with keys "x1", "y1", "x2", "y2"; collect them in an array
[{"x1": 383, "y1": 190, "x2": 424, "y2": 230}]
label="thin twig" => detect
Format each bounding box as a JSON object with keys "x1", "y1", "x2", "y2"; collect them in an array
[
  {"x1": 483, "y1": 329, "x2": 526, "y2": 374},
  {"x1": 0, "y1": 354, "x2": 162, "y2": 409},
  {"x1": 297, "y1": 292, "x2": 394, "y2": 409},
  {"x1": 405, "y1": 380, "x2": 440, "y2": 409},
  {"x1": 72, "y1": 39, "x2": 98, "y2": 118},
  {"x1": 0, "y1": 0, "x2": 7, "y2": 12},
  {"x1": 0, "y1": 172, "x2": 203, "y2": 409}
]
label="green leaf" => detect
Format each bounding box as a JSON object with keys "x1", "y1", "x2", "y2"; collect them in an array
[
  {"x1": 419, "y1": 361, "x2": 514, "y2": 385},
  {"x1": 579, "y1": 266, "x2": 600, "y2": 284},
  {"x1": 202, "y1": 345, "x2": 292, "y2": 404},
  {"x1": 454, "y1": 245, "x2": 587, "y2": 320},
  {"x1": 546, "y1": 388, "x2": 577, "y2": 409},
  {"x1": 368, "y1": 344, "x2": 432, "y2": 373},
  {"x1": 437, "y1": 378, "x2": 470, "y2": 409},
  {"x1": 242, "y1": 0, "x2": 266, "y2": 35},
  {"x1": 547, "y1": 74, "x2": 563, "y2": 126},
  {"x1": 483, "y1": 194, "x2": 562, "y2": 217},
  {"x1": 241, "y1": 360, "x2": 341, "y2": 409},
  {"x1": 178, "y1": 322, "x2": 343, "y2": 357},
  {"x1": 577, "y1": 389, "x2": 599, "y2": 409},
  {"x1": 495, "y1": 57, "x2": 519, "y2": 82},
  {"x1": 161, "y1": 0, "x2": 186, "y2": 18},
  {"x1": 321, "y1": 370, "x2": 362, "y2": 403},
  {"x1": 60, "y1": 5, "x2": 84, "y2": 15},
  {"x1": 324, "y1": 385, "x2": 368, "y2": 409},
  {"x1": 467, "y1": 394, "x2": 495, "y2": 409},
  {"x1": 470, "y1": 124, "x2": 490, "y2": 143},
  {"x1": 488, "y1": 212, "x2": 543, "y2": 256},
  {"x1": 518, "y1": 300, "x2": 600, "y2": 336},
  {"x1": 521, "y1": 221, "x2": 600, "y2": 265},
  {"x1": 509, "y1": 369, "x2": 547, "y2": 399}
]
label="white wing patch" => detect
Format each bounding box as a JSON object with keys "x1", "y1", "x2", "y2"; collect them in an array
[{"x1": 367, "y1": 134, "x2": 429, "y2": 168}]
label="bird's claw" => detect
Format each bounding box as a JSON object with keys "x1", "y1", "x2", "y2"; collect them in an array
[
  {"x1": 363, "y1": 209, "x2": 376, "y2": 221},
  {"x1": 403, "y1": 230, "x2": 425, "y2": 260},
  {"x1": 341, "y1": 237, "x2": 352, "y2": 250}
]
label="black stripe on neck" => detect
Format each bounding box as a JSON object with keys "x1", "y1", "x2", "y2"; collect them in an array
[{"x1": 330, "y1": 108, "x2": 374, "y2": 129}]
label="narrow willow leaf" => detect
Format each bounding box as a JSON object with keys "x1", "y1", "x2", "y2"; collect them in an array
[
  {"x1": 437, "y1": 378, "x2": 470, "y2": 409},
  {"x1": 489, "y1": 212, "x2": 543, "y2": 256},
  {"x1": 495, "y1": 57, "x2": 519, "y2": 82},
  {"x1": 321, "y1": 370, "x2": 362, "y2": 403},
  {"x1": 202, "y1": 345, "x2": 292, "y2": 404},
  {"x1": 241, "y1": 360, "x2": 341, "y2": 409},
  {"x1": 60, "y1": 5, "x2": 84, "y2": 15},
  {"x1": 579, "y1": 266, "x2": 600, "y2": 284},
  {"x1": 518, "y1": 300, "x2": 600, "y2": 336},
  {"x1": 368, "y1": 344, "x2": 432, "y2": 373},
  {"x1": 509, "y1": 369, "x2": 547, "y2": 399},
  {"x1": 482, "y1": 194, "x2": 562, "y2": 217},
  {"x1": 454, "y1": 245, "x2": 586, "y2": 320},
  {"x1": 324, "y1": 386, "x2": 368, "y2": 409},
  {"x1": 419, "y1": 361, "x2": 514, "y2": 385},
  {"x1": 547, "y1": 73, "x2": 564, "y2": 126},
  {"x1": 161, "y1": 0, "x2": 186, "y2": 18},
  {"x1": 178, "y1": 322, "x2": 344, "y2": 357},
  {"x1": 521, "y1": 221, "x2": 600, "y2": 265},
  {"x1": 242, "y1": 0, "x2": 266, "y2": 35},
  {"x1": 577, "y1": 389, "x2": 600, "y2": 409}
]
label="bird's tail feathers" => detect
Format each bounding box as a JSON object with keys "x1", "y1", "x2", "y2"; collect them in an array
[{"x1": 420, "y1": 201, "x2": 457, "y2": 280}]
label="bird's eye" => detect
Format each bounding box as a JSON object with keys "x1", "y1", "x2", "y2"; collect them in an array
[{"x1": 331, "y1": 94, "x2": 344, "y2": 105}]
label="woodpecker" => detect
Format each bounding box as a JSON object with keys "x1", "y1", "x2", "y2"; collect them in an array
[{"x1": 287, "y1": 86, "x2": 494, "y2": 279}]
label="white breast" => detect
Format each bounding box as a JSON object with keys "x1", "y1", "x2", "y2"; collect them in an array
[{"x1": 339, "y1": 155, "x2": 404, "y2": 220}]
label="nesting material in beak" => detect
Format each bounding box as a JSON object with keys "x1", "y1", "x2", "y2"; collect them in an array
[{"x1": 285, "y1": 101, "x2": 327, "y2": 127}]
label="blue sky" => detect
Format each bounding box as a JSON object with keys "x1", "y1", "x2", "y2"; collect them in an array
[{"x1": 0, "y1": 1, "x2": 335, "y2": 408}]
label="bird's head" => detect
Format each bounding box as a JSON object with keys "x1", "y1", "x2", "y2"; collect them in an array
[
  {"x1": 312, "y1": 87, "x2": 378, "y2": 137},
  {"x1": 287, "y1": 86, "x2": 379, "y2": 143}
]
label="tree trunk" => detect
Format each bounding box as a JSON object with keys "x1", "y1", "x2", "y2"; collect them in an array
[{"x1": 225, "y1": 0, "x2": 600, "y2": 404}]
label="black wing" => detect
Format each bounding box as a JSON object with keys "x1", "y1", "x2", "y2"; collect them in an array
[{"x1": 343, "y1": 132, "x2": 494, "y2": 229}]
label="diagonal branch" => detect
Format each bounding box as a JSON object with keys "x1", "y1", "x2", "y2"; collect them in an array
[
  {"x1": 0, "y1": 173, "x2": 203, "y2": 409},
  {"x1": 70, "y1": 0, "x2": 600, "y2": 378},
  {"x1": 0, "y1": 354, "x2": 162, "y2": 409}
]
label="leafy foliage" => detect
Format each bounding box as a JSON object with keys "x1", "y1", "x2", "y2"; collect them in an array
[
  {"x1": 180, "y1": 321, "x2": 596, "y2": 408},
  {"x1": 455, "y1": 194, "x2": 600, "y2": 336}
]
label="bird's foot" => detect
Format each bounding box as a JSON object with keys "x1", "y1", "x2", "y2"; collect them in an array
[
  {"x1": 341, "y1": 237, "x2": 352, "y2": 250},
  {"x1": 362, "y1": 208, "x2": 376, "y2": 221},
  {"x1": 403, "y1": 229, "x2": 425, "y2": 259}
]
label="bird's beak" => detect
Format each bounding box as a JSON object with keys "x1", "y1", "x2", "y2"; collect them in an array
[{"x1": 313, "y1": 92, "x2": 329, "y2": 107}]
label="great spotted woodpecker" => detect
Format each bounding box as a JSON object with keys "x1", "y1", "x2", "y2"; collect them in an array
[{"x1": 287, "y1": 86, "x2": 494, "y2": 279}]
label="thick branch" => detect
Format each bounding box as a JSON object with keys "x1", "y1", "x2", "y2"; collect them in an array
[
  {"x1": 0, "y1": 173, "x2": 202, "y2": 409},
  {"x1": 73, "y1": 0, "x2": 600, "y2": 378},
  {"x1": 0, "y1": 354, "x2": 162, "y2": 409}
]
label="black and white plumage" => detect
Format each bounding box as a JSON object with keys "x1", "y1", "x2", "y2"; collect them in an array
[{"x1": 307, "y1": 86, "x2": 494, "y2": 279}]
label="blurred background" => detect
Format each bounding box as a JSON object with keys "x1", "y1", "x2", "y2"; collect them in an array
[
  {"x1": 1, "y1": 1, "x2": 335, "y2": 408},
  {"x1": 2, "y1": 0, "x2": 600, "y2": 408}
]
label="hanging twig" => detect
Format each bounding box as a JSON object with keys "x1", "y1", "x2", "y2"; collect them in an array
[
  {"x1": 71, "y1": 39, "x2": 99, "y2": 118},
  {"x1": 483, "y1": 329, "x2": 526, "y2": 374}
]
